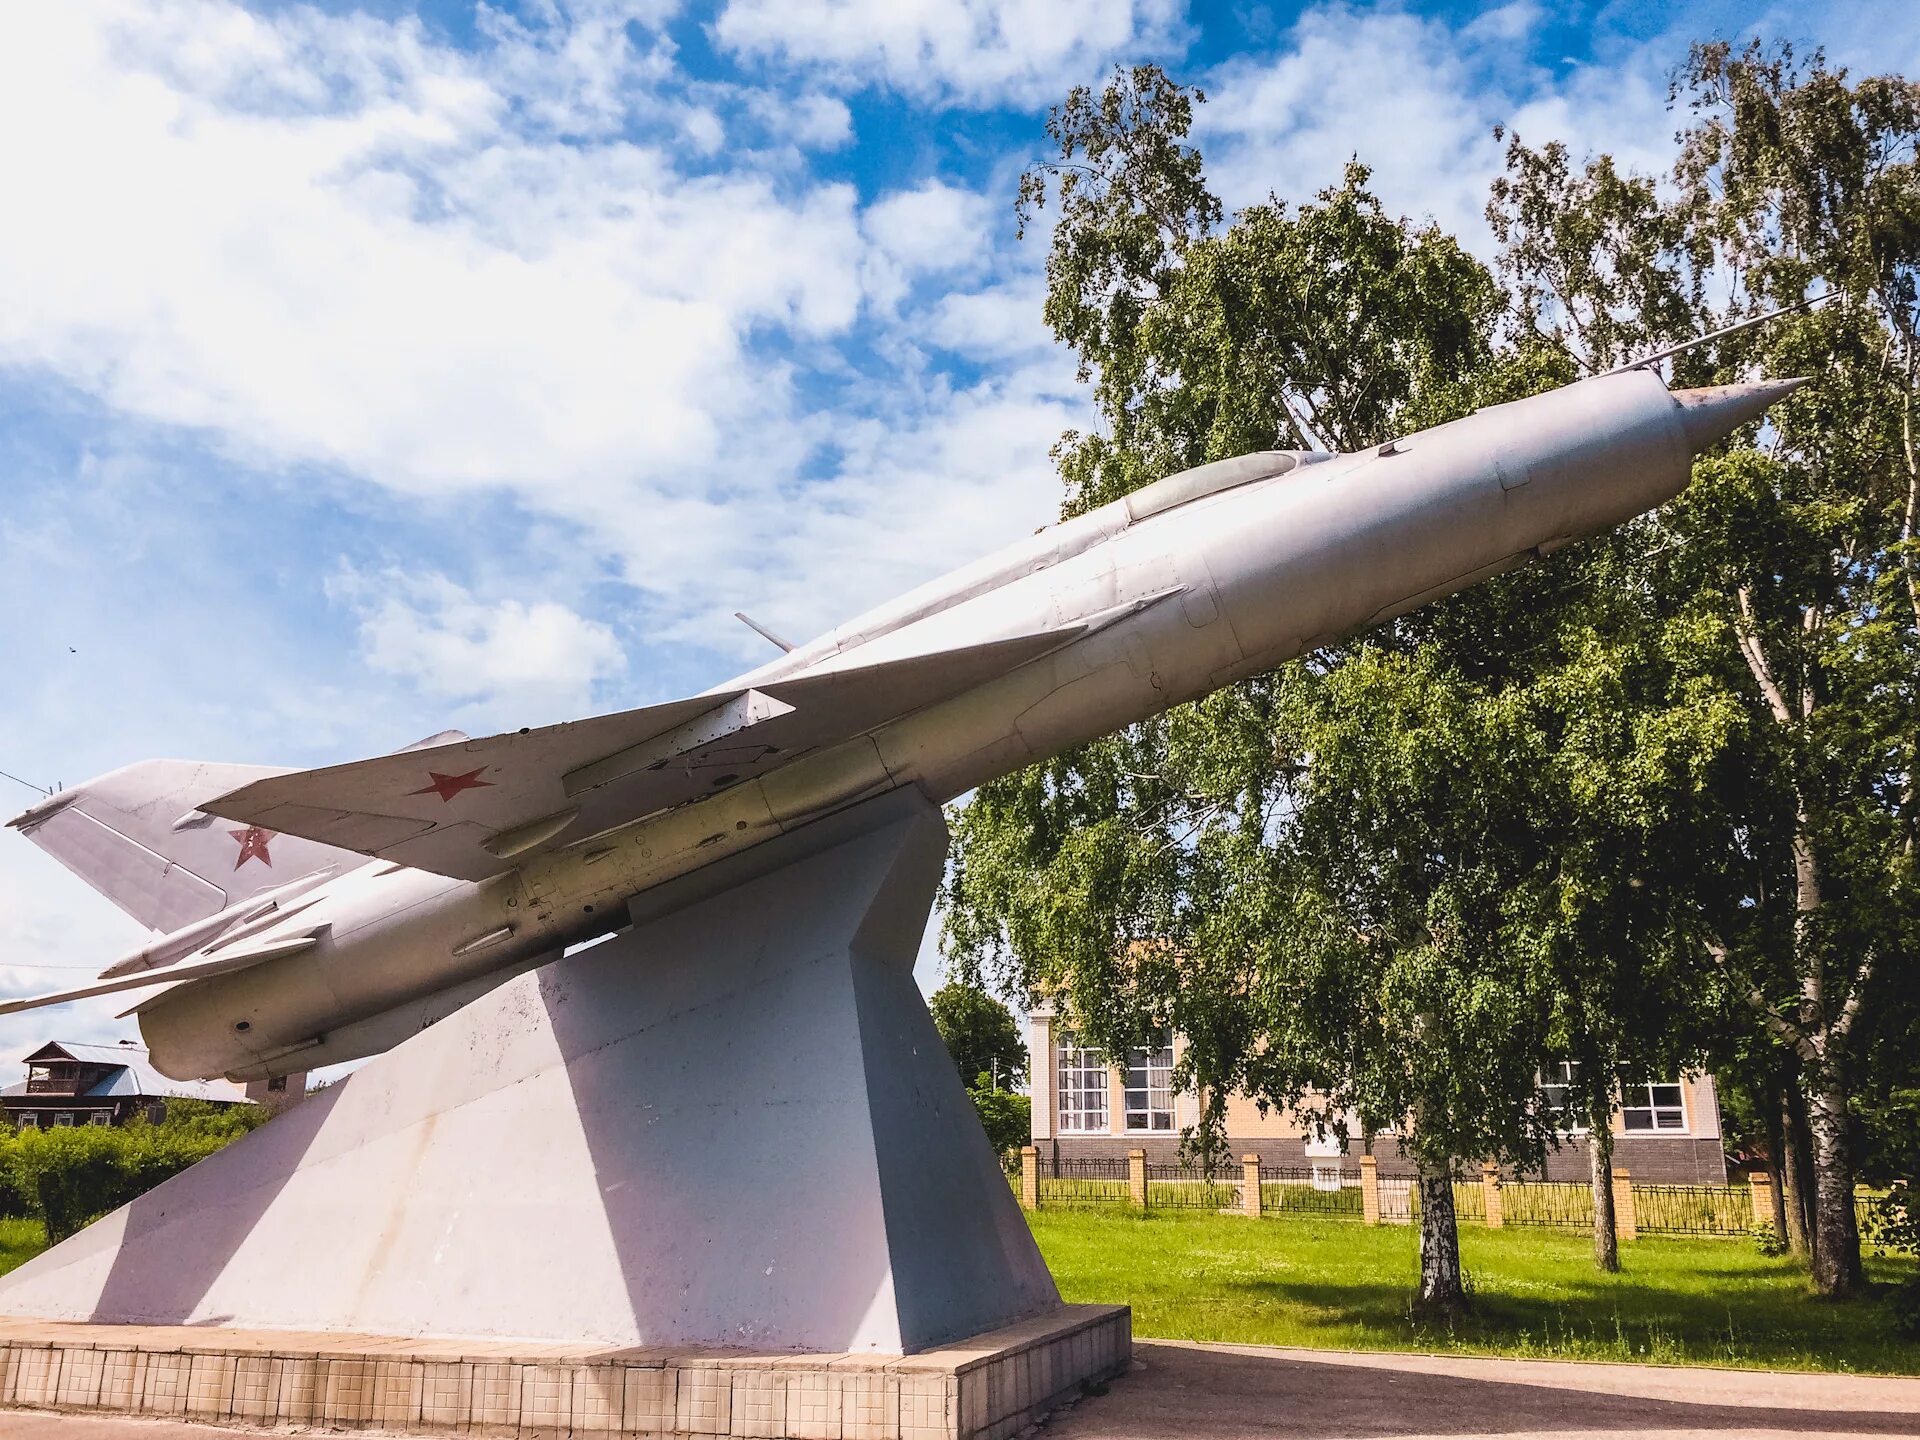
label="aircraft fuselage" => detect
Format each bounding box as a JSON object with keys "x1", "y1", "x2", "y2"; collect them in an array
[{"x1": 128, "y1": 370, "x2": 1750, "y2": 1078}]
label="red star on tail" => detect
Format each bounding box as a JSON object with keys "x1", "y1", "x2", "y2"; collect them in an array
[
  {"x1": 230, "y1": 826, "x2": 275, "y2": 870},
  {"x1": 409, "y1": 766, "x2": 494, "y2": 802}
]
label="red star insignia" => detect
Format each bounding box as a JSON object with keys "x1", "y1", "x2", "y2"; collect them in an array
[
  {"x1": 409, "y1": 766, "x2": 494, "y2": 803},
  {"x1": 230, "y1": 826, "x2": 275, "y2": 870}
]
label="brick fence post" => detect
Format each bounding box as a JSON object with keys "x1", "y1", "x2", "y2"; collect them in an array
[
  {"x1": 1612, "y1": 1167, "x2": 1637, "y2": 1241},
  {"x1": 1747, "y1": 1171, "x2": 1772, "y2": 1230},
  {"x1": 1360, "y1": 1156, "x2": 1380, "y2": 1225},
  {"x1": 1019, "y1": 1146, "x2": 1039, "y2": 1210},
  {"x1": 1241, "y1": 1154, "x2": 1263, "y2": 1217},
  {"x1": 1128, "y1": 1148, "x2": 1148, "y2": 1209},
  {"x1": 1481, "y1": 1162, "x2": 1504, "y2": 1229}
]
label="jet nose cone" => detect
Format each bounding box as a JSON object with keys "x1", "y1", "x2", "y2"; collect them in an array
[{"x1": 1671, "y1": 377, "x2": 1808, "y2": 453}]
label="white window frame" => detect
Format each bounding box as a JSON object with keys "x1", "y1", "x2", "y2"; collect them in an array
[
  {"x1": 1620, "y1": 1079, "x2": 1688, "y2": 1133},
  {"x1": 88, "y1": 1112, "x2": 112, "y2": 1127},
  {"x1": 1056, "y1": 1039, "x2": 1110, "y2": 1134},
  {"x1": 52, "y1": 1112, "x2": 75, "y2": 1127},
  {"x1": 1540, "y1": 1061, "x2": 1588, "y2": 1134},
  {"x1": 1122, "y1": 1037, "x2": 1174, "y2": 1134},
  {"x1": 17, "y1": 1113, "x2": 38, "y2": 1130}
]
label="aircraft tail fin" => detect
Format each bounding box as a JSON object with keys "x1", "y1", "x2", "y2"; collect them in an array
[{"x1": 8, "y1": 760, "x2": 366, "y2": 934}]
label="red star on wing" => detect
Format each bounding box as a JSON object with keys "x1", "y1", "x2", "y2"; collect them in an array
[
  {"x1": 408, "y1": 766, "x2": 494, "y2": 803},
  {"x1": 229, "y1": 826, "x2": 275, "y2": 870}
]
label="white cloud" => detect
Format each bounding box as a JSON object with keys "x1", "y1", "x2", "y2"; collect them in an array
[
  {"x1": 0, "y1": 856, "x2": 149, "y2": 1064},
  {"x1": 1199, "y1": 5, "x2": 1513, "y2": 247},
  {"x1": 681, "y1": 364, "x2": 1081, "y2": 653},
  {"x1": 1463, "y1": 0, "x2": 1541, "y2": 45},
  {"x1": 0, "y1": 2, "x2": 864, "y2": 508},
  {"x1": 865, "y1": 180, "x2": 993, "y2": 273},
  {"x1": 474, "y1": 0, "x2": 684, "y2": 139},
  {"x1": 859, "y1": 178, "x2": 999, "y2": 312},
  {"x1": 1196, "y1": 0, "x2": 1920, "y2": 267},
  {"x1": 331, "y1": 570, "x2": 627, "y2": 723},
  {"x1": 745, "y1": 89, "x2": 854, "y2": 149},
  {"x1": 930, "y1": 276, "x2": 1054, "y2": 359},
  {"x1": 712, "y1": 0, "x2": 1186, "y2": 106},
  {"x1": 0, "y1": 0, "x2": 1087, "y2": 666}
]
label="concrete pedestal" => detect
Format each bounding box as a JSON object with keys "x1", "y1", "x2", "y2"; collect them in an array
[
  {"x1": 0, "y1": 1305, "x2": 1131, "y2": 1440},
  {"x1": 0, "y1": 790, "x2": 1070, "y2": 1362}
]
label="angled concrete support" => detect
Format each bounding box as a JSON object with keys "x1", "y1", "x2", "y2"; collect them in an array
[{"x1": 0, "y1": 790, "x2": 1060, "y2": 1354}]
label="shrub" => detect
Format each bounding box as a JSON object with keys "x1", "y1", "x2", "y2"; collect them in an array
[
  {"x1": 967, "y1": 1074, "x2": 1032, "y2": 1157},
  {"x1": 0, "y1": 1105, "x2": 262, "y2": 1243},
  {"x1": 1866, "y1": 1183, "x2": 1918, "y2": 1337},
  {"x1": 1751, "y1": 1220, "x2": 1788, "y2": 1256}
]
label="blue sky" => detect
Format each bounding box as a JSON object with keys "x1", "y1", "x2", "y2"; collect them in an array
[{"x1": 2, "y1": 0, "x2": 1915, "y2": 1060}]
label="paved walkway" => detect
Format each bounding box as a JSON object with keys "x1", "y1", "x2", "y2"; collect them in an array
[
  {"x1": 1048, "y1": 1341, "x2": 1920, "y2": 1439},
  {"x1": 7, "y1": 1340, "x2": 1920, "y2": 1439}
]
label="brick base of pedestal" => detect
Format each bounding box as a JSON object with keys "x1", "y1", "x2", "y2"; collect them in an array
[{"x1": 0, "y1": 1304, "x2": 1129, "y2": 1440}]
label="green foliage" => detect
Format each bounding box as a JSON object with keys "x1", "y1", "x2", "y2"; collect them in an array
[
  {"x1": 928, "y1": 982, "x2": 1027, "y2": 1087},
  {"x1": 1858, "y1": 1088, "x2": 1920, "y2": 1333},
  {"x1": 1752, "y1": 1221, "x2": 1789, "y2": 1257},
  {"x1": 956, "y1": 46, "x2": 1920, "y2": 1306},
  {"x1": 0, "y1": 1105, "x2": 264, "y2": 1243},
  {"x1": 953, "y1": 66, "x2": 1730, "y2": 1302},
  {"x1": 966, "y1": 1076, "x2": 1032, "y2": 1157}
]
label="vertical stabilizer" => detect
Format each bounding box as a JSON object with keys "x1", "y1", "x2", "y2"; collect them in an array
[{"x1": 8, "y1": 760, "x2": 367, "y2": 934}]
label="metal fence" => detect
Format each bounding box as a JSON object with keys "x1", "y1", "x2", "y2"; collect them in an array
[
  {"x1": 1857, "y1": 1188, "x2": 1896, "y2": 1240},
  {"x1": 1635, "y1": 1183, "x2": 1751, "y2": 1236},
  {"x1": 1018, "y1": 1148, "x2": 1896, "y2": 1247},
  {"x1": 1449, "y1": 1180, "x2": 1487, "y2": 1225},
  {"x1": 1499, "y1": 1181, "x2": 1603, "y2": 1230},
  {"x1": 1144, "y1": 1163, "x2": 1243, "y2": 1212},
  {"x1": 1258, "y1": 1165, "x2": 1366, "y2": 1217},
  {"x1": 1036, "y1": 1157, "x2": 1131, "y2": 1208},
  {"x1": 1377, "y1": 1174, "x2": 1414, "y2": 1224}
]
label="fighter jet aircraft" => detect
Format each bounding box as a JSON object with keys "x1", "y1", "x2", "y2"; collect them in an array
[{"x1": 5, "y1": 365, "x2": 1801, "y2": 1081}]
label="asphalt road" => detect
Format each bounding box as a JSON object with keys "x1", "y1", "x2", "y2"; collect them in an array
[{"x1": 6, "y1": 1340, "x2": 1920, "y2": 1440}]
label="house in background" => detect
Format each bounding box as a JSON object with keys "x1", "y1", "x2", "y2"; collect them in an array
[
  {"x1": 1027, "y1": 1005, "x2": 1728, "y2": 1184},
  {"x1": 1, "y1": 1040, "x2": 252, "y2": 1129}
]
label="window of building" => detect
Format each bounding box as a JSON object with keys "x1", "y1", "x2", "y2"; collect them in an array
[
  {"x1": 267, "y1": 1075, "x2": 287, "y2": 1092},
  {"x1": 1123, "y1": 1038, "x2": 1174, "y2": 1133},
  {"x1": 17, "y1": 1113, "x2": 39, "y2": 1130},
  {"x1": 88, "y1": 1112, "x2": 111, "y2": 1127},
  {"x1": 1620, "y1": 1081, "x2": 1686, "y2": 1131},
  {"x1": 1057, "y1": 1039, "x2": 1110, "y2": 1133},
  {"x1": 1540, "y1": 1062, "x2": 1586, "y2": 1132},
  {"x1": 52, "y1": 1112, "x2": 75, "y2": 1127}
]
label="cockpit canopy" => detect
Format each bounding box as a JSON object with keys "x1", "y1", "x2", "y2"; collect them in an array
[{"x1": 1123, "y1": 449, "x2": 1327, "y2": 523}]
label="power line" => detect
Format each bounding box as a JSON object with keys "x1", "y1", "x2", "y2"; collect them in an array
[{"x1": 0, "y1": 767, "x2": 52, "y2": 797}]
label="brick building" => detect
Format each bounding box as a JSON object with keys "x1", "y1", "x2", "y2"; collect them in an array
[
  {"x1": 1, "y1": 1040, "x2": 252, "y2": 1129},
  {"x1": 1026, "y1": 1005, "x2": 1728, "y2": 1184}
]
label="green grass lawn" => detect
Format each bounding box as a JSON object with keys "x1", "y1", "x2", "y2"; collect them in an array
[
  {"x1": 2, "y1": 1209, "x2": 1910, "y2": 1374},
  {"x1": 1030, "y1": 1209, "x2": 1920, "y2": 1375},
  {"x1": 0, "y1": 1218, "x2": 45, "y2": 1277}
]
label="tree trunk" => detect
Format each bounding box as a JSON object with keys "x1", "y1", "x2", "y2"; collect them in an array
[
  {"x1": 1588, "y1": 1114, "x2": 1619, "y2": 1272},
  {"x1": 1781, "y1": 1087, "x2": 1813, "y2": 1260},
  {"x1": 1413, "y1": 1157, "x2": 1467, "y2": 1317},
  {"x1": 1766, "y1": 1154, "x2": 1790, "y2": 1244},
  {"x1": 1807, "y1": 1076, "x2": 1865, "y2": 1297},
  {"x1": 1762, "y1": 1087, "x2": 1791, "y2": 1243}
]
